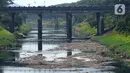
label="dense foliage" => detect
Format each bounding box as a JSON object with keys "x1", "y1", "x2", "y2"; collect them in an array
[
  {"x1": 73, "y1": 22, "x2": 96, "y2": 37},
  {"x1": 58, "y1": 0, "x2": 130, "y2": 6},
  {"x1": 116, "y1": 15, "x2": 130, "y2": 37},
  {"x1": 19, "y1": 24, "x2": 31, "y2": 35},
  {"x1": 0, "y1": 0, "x2": 30, "y2": 48},
  {"x1": 58, "y1": 0, "x2": 130, "y2": 37}
]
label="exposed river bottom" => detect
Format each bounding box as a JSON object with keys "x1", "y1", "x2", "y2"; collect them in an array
[
  {"x1": 16, "y1": 40, "x2": 114, "y2": 68},
  {"x1": 0, "y1": 30, "x2": 116, "y2": 73}
]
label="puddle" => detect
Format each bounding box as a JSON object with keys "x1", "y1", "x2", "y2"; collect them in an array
[{"x1": 74, "y1": 56, "x2": 97, "y2": 62}]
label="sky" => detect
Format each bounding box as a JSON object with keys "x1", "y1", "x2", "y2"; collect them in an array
[{"x1": 13, "y1": 0, "x2": 80, "y2": 6}]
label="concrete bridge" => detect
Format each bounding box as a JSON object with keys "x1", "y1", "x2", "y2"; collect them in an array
[{"x1": 0, "y1": 5, "x2": 130, "y2": 51}]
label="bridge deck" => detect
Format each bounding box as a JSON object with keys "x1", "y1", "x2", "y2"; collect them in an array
[{"x1": 1, "y1": 5, "x2": 129, "y2": 13}]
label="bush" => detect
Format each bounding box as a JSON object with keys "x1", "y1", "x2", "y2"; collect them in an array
[
  {"x1": 73, "y1": 22, "x2": 96, "y2": 37},
  {"x1": 19, "y1": 24, "x2": 31, "y2": 35}
]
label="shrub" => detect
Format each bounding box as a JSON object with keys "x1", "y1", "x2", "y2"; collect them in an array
[
  {"x1": 73, "y1": 22, "x2": 96, "y2": 37},
  {"x1": 19, "y1": 24, "x2": 31, "y2": 35}
]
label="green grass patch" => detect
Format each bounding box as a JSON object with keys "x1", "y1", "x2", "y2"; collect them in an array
[
  {"x1": 0, "y1": 26, "x2": 15, "y2": 47},
  {"x1": 92, "y1": 33, "x2": 130, "y2": 56}
]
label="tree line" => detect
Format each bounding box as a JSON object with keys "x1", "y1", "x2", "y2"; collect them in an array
[{"x1": 57, "y1": 0, "x2": 130, "y2": 36}]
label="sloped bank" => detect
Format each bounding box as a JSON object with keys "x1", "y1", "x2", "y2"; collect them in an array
[
  {"x1": 92, "y1": 34, "x2": 130, "y2": 73},
  {"x1": 0, "y1": 26, "x2": 15, "y2": 64},
  {"x1": 0, "y1": 24, "x2": 31, "y2": 63},
  {"x1": 0, "y1": 26, "x2": 15, "y2": 50}
]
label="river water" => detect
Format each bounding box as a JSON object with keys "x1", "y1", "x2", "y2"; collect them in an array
[{"x1": 0, "y1": 29, "x2": 115, "y2": 73}]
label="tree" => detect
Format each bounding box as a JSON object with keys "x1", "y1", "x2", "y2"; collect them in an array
[
  {"x1": 116, "y1": 15, "x2": 130, "y2": 37},
  {"x1": 57, "y1": 0, "x2": 130, "y2": 36},
  {"x1": 0, "y1": 0, "x2": 13, "y2": 29},
  {"x1": 104, "y1": 14, "x2": 115, "y2": 28},
  {"x1": 0, "y1": 0, "x2": 13, "y2": 6}
]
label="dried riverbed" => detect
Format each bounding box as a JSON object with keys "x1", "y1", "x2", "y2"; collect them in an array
[{"x1": 18, "y1": 40, "x2": 114, "y2": 69}]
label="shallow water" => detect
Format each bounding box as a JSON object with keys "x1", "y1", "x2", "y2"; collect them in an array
[
  {"x1": 8, "y1": 30, "x2": 80, "y2": 61},
  {"x1": 0, "y1": 66, "x2": 115, "y2": 73}
]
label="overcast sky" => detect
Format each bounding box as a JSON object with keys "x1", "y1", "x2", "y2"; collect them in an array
[{"x1": 13, "y1": 0, "x2": 80, "y2": 6}]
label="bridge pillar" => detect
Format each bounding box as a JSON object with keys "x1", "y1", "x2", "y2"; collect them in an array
[
  {"x1": 55, "y1": 16, "x2": 59, "y2": 30},
  {"x1": 10, "y1": 12, "x2": 15, "y2": 33},
  {"x1": 38, "y1": 12, "x2": 42, "y2": 51},
  {"x1": 67, "y1": 49, "x2": 72, "y2": 57},
  {"x1": 66, "y1": 12, "x2": 72, "y2": 43},
  {"x1": 66, "y1": 12, "x2": 72, "y2": 56},
  {"x1": 96, "y1": 12, "x2": 104, "y2": 35}
]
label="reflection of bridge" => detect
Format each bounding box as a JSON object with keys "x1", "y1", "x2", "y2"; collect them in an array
[{"x1": 1, "y1": 6, "x2": 130, "y2": 50}]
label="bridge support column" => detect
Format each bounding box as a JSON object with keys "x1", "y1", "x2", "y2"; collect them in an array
[
  {"x1": 67, "y1": 49, "x2": 72, "y2": 57},
  {"x1": 10, "y1": 12, "x2": 15, "y2": 33},
  {"x1": 55, "y1": 16, "x2": 59, "y2": 30},
  {"x1": 38, "y1": 12, "x2": 42, "y2": 51},
  {"x1": 66, "y1": 12, "x2": 72, "y2": 43},
  {"x1": 66, "y1": 12, "x2": 72, "y2": 56},
  {"x1": 96, "y1": 12, "x2": 104, "y2": 35}
]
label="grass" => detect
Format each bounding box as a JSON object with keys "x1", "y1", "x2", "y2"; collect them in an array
[
  {"x1": 92, "y1": 32, "x2": 130, "y2": 73},
  {"x1": 92, "y1": 33, "x2": 130, "y2": 56},
  {"x1": 0, "y1": 26, "x2": 15, "y2": 47}
]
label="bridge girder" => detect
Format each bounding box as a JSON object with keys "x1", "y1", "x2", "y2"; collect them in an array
[{"x1": 0, "y1": 5, "x2": 129, "y2": 13}]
